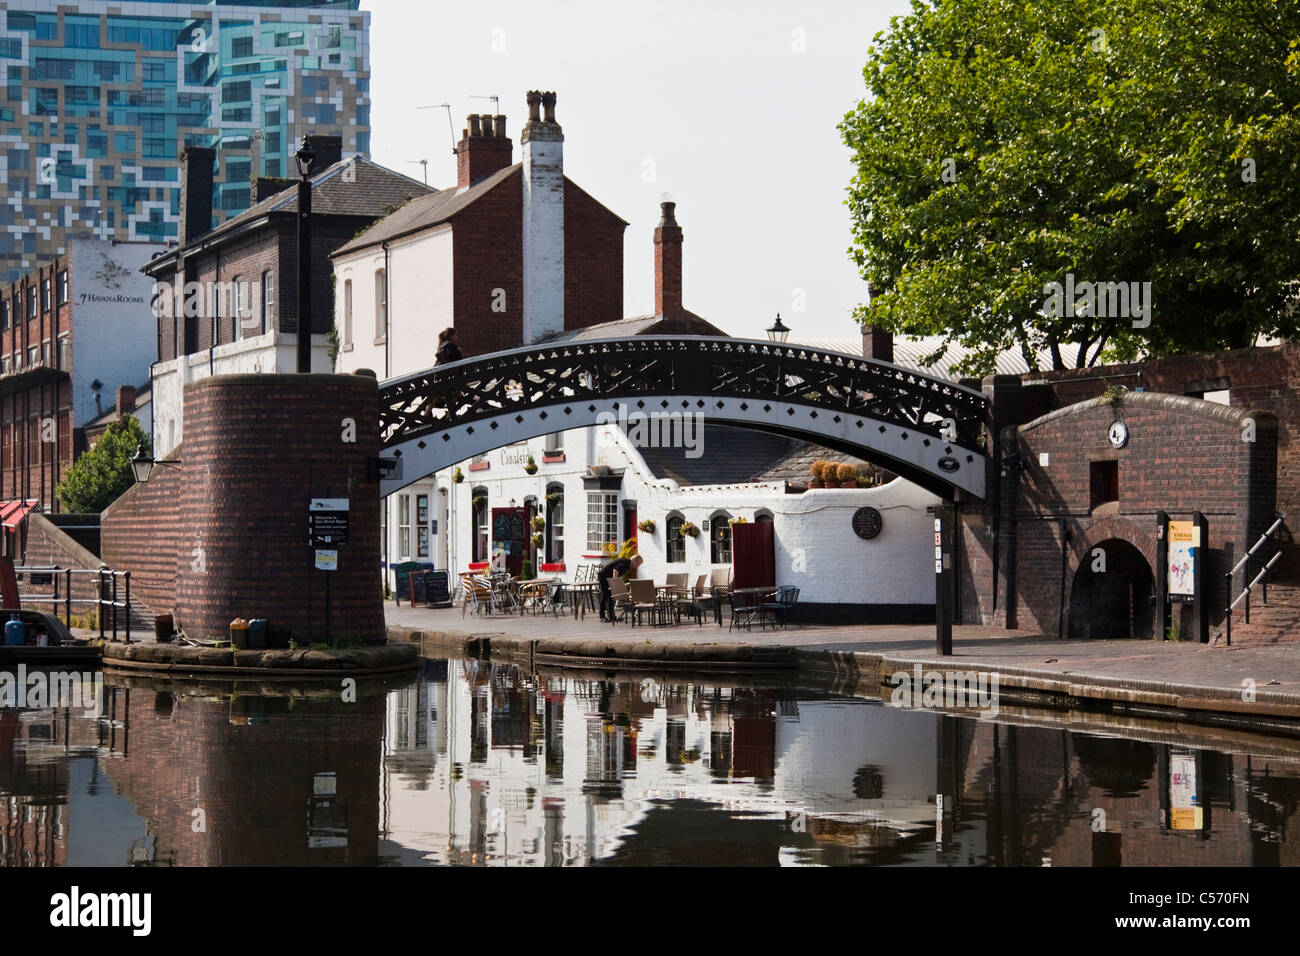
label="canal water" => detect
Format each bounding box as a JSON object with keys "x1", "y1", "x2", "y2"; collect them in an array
[{"x1": 1, "y1": 656, "x2": 1297, "y2": 866}]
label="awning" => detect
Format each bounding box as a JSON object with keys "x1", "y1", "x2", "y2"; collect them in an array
[{"x1": 0, "y1": 500, "x2": 37, "y2": 530}]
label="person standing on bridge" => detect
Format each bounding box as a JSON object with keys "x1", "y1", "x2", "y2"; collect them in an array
[
  {"x1": 598, "y1": 554, "x2": 642, "y2": 622},
  {"x1": 435, "y1": 327, "x2": 463, "y2": 366}
]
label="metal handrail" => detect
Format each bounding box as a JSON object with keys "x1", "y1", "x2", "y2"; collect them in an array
[
  {"x1": 13, "y1": 564, "x2": 133, "y2": 643},
  {"x1": 1224, "y1": 518, "x2": 1285, "y2": 646}
]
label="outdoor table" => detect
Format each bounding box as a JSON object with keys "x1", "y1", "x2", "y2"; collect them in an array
[
  {"x1": 517, "y1": 577, "x2": 558, "y2": 615},
  {"x1": 567, "y1": 581, "x2": 601, "y2": 619},
  {"x1": 727, "y1": 586, "x2": 778, "y2": 630}
]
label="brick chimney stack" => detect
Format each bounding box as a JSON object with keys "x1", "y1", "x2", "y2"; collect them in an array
[
  {"x1": 653, "y1": 200, "x2": 684, "y2": 319},
  {"x1": 115, "y1": 385, "x2": 137, "y2": 417},
  {"x1": 521, "y1": 90, "x2": 564, "y2": 344},
  {"x1": 457, "y1": 112, "x2": 513, "y2": 188},
  {"x1": 178, "y1": 146, "x2": 215, "y2": 246},
  {"x1": 860, "y1": 283, "x2": 894, "y2": 362}
]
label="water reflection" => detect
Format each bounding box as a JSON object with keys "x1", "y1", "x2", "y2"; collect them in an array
[{"x1": 0, "y1": 660, "x2": 1298, "y2": 866}]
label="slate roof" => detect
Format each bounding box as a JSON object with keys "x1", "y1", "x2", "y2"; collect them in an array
[
  {"x1": 792, "y1": 336, "x2": 1084, "y2": 380},
  {"x1": 540, "y1": 310, "x2": 726, "y2": 344},
  {"x1": 145, "y1": 157, "x2": 433, "y2": 273},
  {"x1": 331, "y1": 163, "x2": 520, "y2": 257},
  {"x1": 751, "y1": 441, "x2": 870, "y2": 485},
  {"x1": 636, "y1": 424, "x2": 800, "y2": 486}
]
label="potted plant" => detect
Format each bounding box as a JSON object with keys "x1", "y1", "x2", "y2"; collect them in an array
[
  {"x1": 809, "y1": 460, "x2": 827, "y2": 489},
  {"x1": 637, "y1": 518, "x2": 656, "y2": 533},
  {"x1": 530, "y1": 515, "x2": 546, "y2": 532},
  {"x1": 452, "y1": 466, "x2": 464, "y2": 484},
  {"x1": 729, "y1": 516, "x2": 747, "y2": 525},
  {"x1": 530, "y1": 532, "x2": 544, "y2": 548},
  {"x1": 836, "y1": 463, "x2": 858, "y2": 488},
  {"x1": 523, "y1": 455, "x2": 538, "y2": 475},
  {"x1": 680, "y1": 521, "x2": 700, "y2": 538},
  {"x1": 521, "y1": 558, "x2": 535, "y2": 580}
]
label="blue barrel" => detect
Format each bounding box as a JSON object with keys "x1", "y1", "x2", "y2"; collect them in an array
[
  {"x1": 248, "y1": 618, "x2": 267, "y2": 650},
  {"x1": 4, "y1": 614, "x2": 24, "y2": 646}
]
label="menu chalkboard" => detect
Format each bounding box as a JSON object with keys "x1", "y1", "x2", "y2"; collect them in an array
[
  {"x1": 409, "y1": 571, "x2": 429, "y2": 606},
  {"x1": 424, "y1": 570, "x2": 452, "y2": 608}
]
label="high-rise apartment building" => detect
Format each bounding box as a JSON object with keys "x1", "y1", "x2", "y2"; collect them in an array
[{"x1": 0, "y1": 0, "x2": 370, "y2": 282}]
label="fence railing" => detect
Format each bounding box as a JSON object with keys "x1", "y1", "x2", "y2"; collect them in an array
[
  {"x1": 1224, "y1": 517, "x2": 1285, "y2": 646},
  {"x1": 13, "y1": 565, "x2": 133, "y2": 643}
]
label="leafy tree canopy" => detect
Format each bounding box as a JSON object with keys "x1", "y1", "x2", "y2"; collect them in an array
[
  {"x1": 56, "y1": 415, "x2": 151, "y2": 514},
  {"x1": 841, "y1": 0, "x2": 1300, "y2": 375}
]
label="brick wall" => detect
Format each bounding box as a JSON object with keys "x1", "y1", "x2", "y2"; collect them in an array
[
  {"x1": 100, "y1": 450, "x2": 184, "y2": 614},
  {"x1": 452, "y1": 168, "x2": 524, "y2": 358},
  {"x1": 988, "y1": 392, "x2": 1277, "y2": 638},
  {"x1": 171, "y1": 373, "x2": 383, "y2": 642},
  {"x1": 563, "y1": 180, "x2": 625, "y2": 330},
  {"x1": 18, "y1": 512, "x2": 104, "y2": 614}
]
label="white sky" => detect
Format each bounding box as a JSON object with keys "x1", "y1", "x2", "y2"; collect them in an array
[{"x1": 365, "y1": 0, "x2": 914, "y2": 342}]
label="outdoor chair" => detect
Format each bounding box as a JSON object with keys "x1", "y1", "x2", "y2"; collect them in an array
[
  {"x1": 461, "y1": 575, "x2": 496, "y2": 617},
  {"x1": 761, "y1": 586, "x2": 801, "y2": 629},
  {"x1": 664, "y1": 572, "x2": 689, "y2": 596},
  {"x1": 628, "y1": 578, "x2": 659, "y2": 626},
  {"x1": 728, "y1": 590, "x2": 764, "y2": 632},
  {"x1": 606, "y1": 576, "x2": 635, "y2": 624},
  {"x1": 683, "y1": 574, "x2": 712, "y2": 625}
]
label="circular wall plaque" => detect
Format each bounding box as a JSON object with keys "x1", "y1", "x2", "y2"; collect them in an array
[{"x1": 852, "y1": 506, "x2": 883, "y2": 540}]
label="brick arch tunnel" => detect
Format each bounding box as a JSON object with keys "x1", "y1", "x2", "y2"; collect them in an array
[{"x1": 1066, "y1": 536, "x2": 1156, "y2": 639}]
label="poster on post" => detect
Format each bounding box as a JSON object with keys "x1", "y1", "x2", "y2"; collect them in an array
[{"x1": 1167, "y1": 520, "x2": 1198, "y2": 600}]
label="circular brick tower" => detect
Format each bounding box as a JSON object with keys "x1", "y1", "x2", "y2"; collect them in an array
[{"x1": 173, "y1": 373, "x2": 384, "y2": 643}]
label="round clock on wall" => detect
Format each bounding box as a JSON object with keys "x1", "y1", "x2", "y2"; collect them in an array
[{"x1": 1108, "y1": 421, "x2": 1129, "y2": 448}]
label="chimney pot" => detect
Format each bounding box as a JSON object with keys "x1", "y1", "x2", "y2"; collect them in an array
[
  {"x1": 526, "y1": 91, "x2": 542, "y2": 123},
  {"x1": 458, "y1": 110, "x2": 514, "y2": 187},
  {"x1": 659, "y1": 201, "x2": 678, "y2": 225},
  {"x1": 541, "y1": 91, "x2": 557, "y2": 123}
]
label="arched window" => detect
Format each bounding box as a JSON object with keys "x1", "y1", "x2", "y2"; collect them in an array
[
  {"x1": 545, "y1": 483, "x2": 564, "y2": 563},
  {"x1": 755, "y1": 511, "x2": 774, "y2": 524},
  {"x1": 471, "y1": 487, "x2": 489, "y2": 562},
  {"x1": 710, "y1": 512, "x2": 732, "y2": 564},
  {"x1": 666, "y1": 514, "x2": 686, "y2": 563}
]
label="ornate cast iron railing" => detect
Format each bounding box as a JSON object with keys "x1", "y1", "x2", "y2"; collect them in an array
[{"x1": 378, "y1": 336, "x2": 988, "y2": 450}]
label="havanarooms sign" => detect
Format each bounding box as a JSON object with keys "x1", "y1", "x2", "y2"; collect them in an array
[{"x1": 78, "y1": 292, "x2": 147, "y2": 305}]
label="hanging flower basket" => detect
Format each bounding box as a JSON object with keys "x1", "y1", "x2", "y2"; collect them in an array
[
  {"x1": 637, "y1": 519, "x2": 656, "y2": 533},
  {"x1": 545, "y1": 492, "x2": 563, "y2": 507},
  {"x1": 530, "y1": 532, "x2": 544, "y2": 548},
  {"x1": 452, "y1": 467, "x2": 464, "y2": 484},
  {"x1": 680, "y1": 521, "x2": 700, "y2": 538},
  {"x1": 531, "y1": 515, "x2": 546, "y2": 532},
  {"x1": 472, "y1": 495, "x2": 487, "y2": 509},
  {"x1": 523, "y1": 455, "x2": 539, "y2": 475}
]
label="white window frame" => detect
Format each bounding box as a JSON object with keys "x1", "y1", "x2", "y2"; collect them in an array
[
  {"x1": 586, "y1": 492, "x2": 619, "y2": 552},
  {"x1": 374, "y1": 268, "x2": 387, "y2": 344}
]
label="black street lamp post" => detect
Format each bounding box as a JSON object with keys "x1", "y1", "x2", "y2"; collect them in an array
[
  {"x1": 295, "y1": 137, "x2": 316, "y2": 374},
  {"x1": 766, "y1": 313, "x2": 790, "y2": 343}
]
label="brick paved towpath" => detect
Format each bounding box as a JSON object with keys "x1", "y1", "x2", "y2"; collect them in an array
[{"x1": 386, "y1": 601, "x2": 1300, "y2": 727}]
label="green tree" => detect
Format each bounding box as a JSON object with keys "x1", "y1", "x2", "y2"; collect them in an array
[
  {"x1": 56, "y1": 415, "x2": 151, "y2": 513},
  {"x1": 841, "y1": 0, "x2": 1300, "y2": 376}
]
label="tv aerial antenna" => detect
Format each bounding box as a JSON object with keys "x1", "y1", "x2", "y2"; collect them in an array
[{"x1": 417, "y1": 103, "x2": 456, "y2": 155}]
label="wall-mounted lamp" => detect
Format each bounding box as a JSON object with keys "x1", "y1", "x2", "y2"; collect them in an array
[{"x1": 131, "y1": 444, "x2": 181, "y2": 484}]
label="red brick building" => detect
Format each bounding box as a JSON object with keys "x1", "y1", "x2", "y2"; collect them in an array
[
  {"x1": 144, "y1": 136, "x2": 433, "y2": 457},
  {"x1": 0, "y1": 238, "x2": 164, "y2": 539}
]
